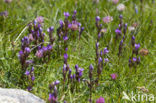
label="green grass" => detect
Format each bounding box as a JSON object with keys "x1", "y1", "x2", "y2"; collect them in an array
[{"x1": 0, "y1": 0, "x2": 156, "y2": 103}]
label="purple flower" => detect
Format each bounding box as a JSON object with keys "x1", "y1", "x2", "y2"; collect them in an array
[
  {"x1": 103, "y1": 16, "x2": 113, "y2": 23},
  {"x1": 78, "y1": 68, "x2": 84, "y2": 77},
  {"x1": 73, "y1": 10, "x2": 77, "y2": 14},
  {"x1": 54, "y1": 80, "x2": 60, "y2": 85},
  {"x1": 24, "y1": 47, "x2": 31, "y2": 54},
  {"x1": 36, "y1": 16, "x2": 44, "y2": 24},
  {"x1": 64, "y1": 12, "x2": 70, "y2": 17},
  {"x1": 47, "y1": 45, "x2": 52, "y2": 51},
  {"x1": 25, "y1": 70, "x2": 30, "y2": 75},
  {"x1": 115, "y1": 28, "x2": 121, "y2": 34},
  {"x1": 135, "y1": 43, "x2": 140, "y2": 50},
  {"x1": 64, "y1": 53, "x2": 68, "y2": 60},
  {"x1": 48, "y1": 93, "x2": 54, "y2": 101},
  {"x1": 89, "y1": 64, "x2": 94, "y2": 71},
  {"x1": 103, "y1": 47, "x2": 109, "y2": 54},
  {"x1": 35, "y1": 49, "x2": 43, "y2": 58},
  {"x1": 63, "y1": 36, "x2": 68, "y2": 41},
  {"x1": 133, "y1": 57, "x2": 137, "y2": 62},
  {"x1": 42, "y1": 46, "x2": 48, "y2": 53},
  {"x1": 31, "y1": 76, "x2": 35, "y2": 81},
  {"x1": 104, "y1": 58, "x2": 109, "y2": 63},
  {"x1": 18, "y1": 50, "x2": 24, "y2": 57},
  {"x1": 59, "y1": 20, "x2": 64, "y2": 27},
  {"x1": 98, "y1": 57, "x2": 102, "y2": 64},
  {"x1": 27, "y1": 86, "x2": 32, "y2": 91},
  {"x1": 96, "y1": 16, "x2": 100, "y2": 22},
  {"x1": 96, "y1": 42, "x2": 99, "y2": 48},
  {"x1": 75, "y1": 64, "x2": 79, "y2": 71},
  {"x1": 96, "y1": 97, "x2": 105, "y2": 103},
  {"x1": 132, "y1": 36, "x2": 135, "y2": 40},
  {"x1": 111, "y1": 73, "x2": 118, "y2": 80}
]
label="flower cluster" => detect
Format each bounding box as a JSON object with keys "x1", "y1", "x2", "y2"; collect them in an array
[
  {"x1": 49, "y1": 80, "x2": 60, "y2": 103},
  {"x1": 25, "y1": 67, "x2": 35, "y2": 91}
]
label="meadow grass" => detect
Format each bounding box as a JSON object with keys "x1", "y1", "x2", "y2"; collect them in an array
[{"x1": 0, "y1": 0, "x2": 156, "y2": 102}]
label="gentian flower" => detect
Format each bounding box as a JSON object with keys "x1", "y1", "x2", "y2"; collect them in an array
[
  {"x1": 25, "y1": 70, "x2": 30, "y2": 75},
  {"x1": 104, "y1": 58, "x2": 109, "y2": 63},
  {"x1": 111, "y1": 73, "x2": 118, "y2": 80},
  {"x1": 35, "y1": 49, "x2": 43, "y2": 58},
  {"x1": 64, "y1": 12, "x2": 70, "y2": 18},
  {"x1": 133, "y1": 57, "x2": 137, "y2": 62},
  {"x1": 115, "y1": 28, "x2": 121, "y2": 35},
  {"x1": 24, "y1": 47, "x2": 31, "y2": 54},
  {"x1": 63, "y1": 36, "x2": 68, "y2": 41},
  {"x1": 96, "y1": 16, "x2": 100, "y2": 22},
  {"x1": 96, "y1": 97, "x2": 105, "y2": 103},
  {"x1": 103, "y1": 47, "x2": 109, "y2": 54},
  {"x1": 135, "y1": 43, "x2": 140, "y2": 50}
]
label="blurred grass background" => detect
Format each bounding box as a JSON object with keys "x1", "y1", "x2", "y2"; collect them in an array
[{"x1": 0, "y1": 0, "x2": 156, "y2": 102}]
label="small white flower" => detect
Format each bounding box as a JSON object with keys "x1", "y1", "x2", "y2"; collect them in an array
[
  {"x1": 117, "y1": 4, "x2": 125, "y2": 11},
  {"x1": 128, "y1": 26, "x2": 135, "y2": 31}
]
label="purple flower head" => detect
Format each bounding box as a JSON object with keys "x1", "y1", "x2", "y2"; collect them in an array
[
  {"x1": 54, "y1": 80, "x2": 60, "y2": 85},
  {"x1": 42, "y1": 46, "x2": 48, "y2": 53},
  {"x1": 64, "y1": 53, "x2": 68, "y2": 60},
  {"x1": 96, "y1": 16, "x2": 100, "y2": 22},
  {"x1": 25, "y1": 70, "x2": 30, "y2": 75},
  {"x1": 36, "y1": 16, "x2": 44, "y2": 24},
  {"x1": 59, "y1": 20, "x2": 64, "y2": 27},
  {"x1": 64, "y1": 12, "x2": 70, "y2": 17},
  {"x1": 27, "y1": 86, "x2": 32, "y2": 91},
  {"x1": 119, "y1": 14, "x2": 123, "y2": 19},
  {"x1": 133, "y1": 57, "x2": 137, "y2": 62},
  {"x1": 24, "y1": 47, "x2": 31, "y2": 54},
  {"x1": 31, "y1": 67, "x2": 34, "y2": 71},
  {"x1": 18, "y1": 50, "x2": 24, "y2": 57},
  {"x1": 111, "y1": 73, "x2": 118, "y2": 80},
  {"x1": 115, "y1": 28, "x2": 121, "y2": 34},
  {"x1": 78, "y1": 23, "x2": 81, "y2": 27},
  {"x1": 78, "y1": 68, "x2": 84, "y2": 78},
  {"x1": 135, "y1": 43, "x2": 140, "y2": 50},
  {"x1": 21, "y1": 36, "x2": 29, "y2": 45},
  {"x1": 132, "y1": 36, "x2": 135, "y2": 40},
  {"x1": 63, "y1": 64, "x2": 66, "y2": 71},
  {"x1": 48, "y1": 93, "x2": 54, "y2": 101},
  {"x1": 75, "y1": 64, "x2": 79, "y2": 71},
  {"x1": 81, "y1": 27, "x2": 85, "y2": 31},
  {"x1": 103, "y1": 16, "x2": 113, "y2": 23},
  {"x1": 63, "y1": 36, "x2": 68, "y2": 41},
  {"x1": 120, "y1": 39, "x2": 124, "y2": 45},
  {"x1": 96, "y1": 97, "x2": 105, "y2": 103},
  {"x1": 100, "y1": 50, "x2": 103, "y2": 56},
  {"x1": 96, "y1": 42, "x2": 99, "y2": 48},
  {"x1": 47, "y1": 45, "x2": 52, "y2": 51},
  {"x1": 65, "y1": 48, "x2": 68, "y2": 52},
  {"x1": 89, "y1": 64, "x2": 94, "y2": 71},
  {"x1": 104, "y1": 58, "x2": 109, "y2": 63},
  {"x1": 31, "y1": 76, "x2": 35, "y2": 81},
  {"x1": 103, "y1": 47, "x2": 109, "y2": 54},
  {"x1": 73, "y1": 10, "x2": 77, "y2": 15},
  {"x1": 69, "y1": 69, "x2": 72, "y2": 74},
  {"x1": 35, "y1": 49, "x2": 43, "y2": 58},
  {"x1": 98, "y1": 57, "x2": 103, "y2": 64}
]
